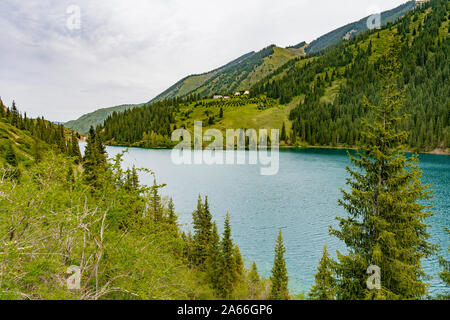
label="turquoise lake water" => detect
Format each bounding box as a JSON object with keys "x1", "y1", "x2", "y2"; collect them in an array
[{"x1": 83, "y1": 143, "x2": 449, "y2": 296}]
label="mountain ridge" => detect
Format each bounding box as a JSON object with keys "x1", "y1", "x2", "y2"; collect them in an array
[{"x1": 64, "y1": 1, "x2": 418, "y2": 134}]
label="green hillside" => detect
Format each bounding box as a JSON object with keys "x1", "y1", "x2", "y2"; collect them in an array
[
  {"x1": 63, "y1": 1, "x2": 425, "y2": 138},
  {"x1": 0, "y1": 99, "x2": 81, "y2": 167},
  {"x1": 64, "y1": 104, "x2": 142, "y2": 134}
]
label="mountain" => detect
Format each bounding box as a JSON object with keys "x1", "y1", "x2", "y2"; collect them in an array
[
  {"x1": 0, "y1": 98, "x2": 80, "y2": 165},
  {"x1": 149, "y1": 45, "x2": 306, "y2": 102},
  {"x1": 305, "y1": 1, "x2": 418, "y2": 54},
  {"x1": 64, "y1": 45, "x2": 305, "y2": 133},
  {"x1": 64, "y1": 103, "x2": 143, "y2": 134},
  {"x1": 63, "y1": 1, "x2": 418, "y2": 134},
  {"x1": 97, "y1": 0, "x2": 449, "y2": 153}
]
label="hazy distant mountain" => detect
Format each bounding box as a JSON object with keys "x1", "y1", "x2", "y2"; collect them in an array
[
  {"x1": 149, "y1": 45, "x2": 306, "y2": 103},
  {"x1": 64, "y1": 104, "x2": 143, "y2": 134}
]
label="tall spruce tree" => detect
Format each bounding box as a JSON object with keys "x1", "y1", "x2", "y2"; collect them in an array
[
  {"x1": 83, "y1": 126, "x2": 102, "y2": 186},
  {"x1": 70, "y1": 132, "x2": 82, "y2": 163},
  {"x1": 269, "y1": 230, "x2": 289, "y2": 300},
  {"x1": 219, "y1": 213, "x2": 236, "y2": 298},
  {"x1": 330, "y1": 41, "x2": 436, "y2": 300},
  {"x1": 281, "y1": 122, "x2": 286, "y2": 142},
  {"x1": 248, "y1": 262, "x2": 261, "y2": 299},
  {"x1": 205, "y1": 222, "x2": 221, "y2": 294},
  {"x1": 167, "y1": 197, "x2": 177, "y2": 225},
  {"x1": 192, "y1": 196, "x2": 213, "y2": 268},
  {"x1": 309, "y1": 245, "x2": 336, "y2": 300},
  {"x1": 5, "y1": 144, "x2": 18, "y2": 167},
  {"x1": 149, "y1": 178, "x2": 163, "y2": 222}
]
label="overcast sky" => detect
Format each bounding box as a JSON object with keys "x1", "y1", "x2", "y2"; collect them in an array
[{"x1": 0, "y1": 0, "x2": 408, "y2": 122}]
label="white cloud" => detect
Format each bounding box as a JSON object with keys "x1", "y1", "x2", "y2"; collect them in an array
[{"x1": 0, "y1": 0, "x2": 408, "y2": 121}]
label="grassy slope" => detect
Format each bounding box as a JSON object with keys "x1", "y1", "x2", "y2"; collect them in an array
[
  {"x1": 175, "y1": 96, "x2": 303, "y2": 141},
  {"x1": 170, "y1": 5, "x2": 444, "y2": 150},
  {"x1": 64, "y1": 104, "x2": 143, "y2": 134}
]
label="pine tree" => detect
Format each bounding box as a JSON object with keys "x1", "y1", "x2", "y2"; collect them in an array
[
  {"x1": 5, "y1": 144, "x2": 18, "y2": 167},
  {"x1": 149, "y1": 178, "x2": 163, "y2": 222},
  {"x1": 269, "y1": 230, "x2": 289, "y2": 300},
  {"x1": 205, "y1": 222, "x2": 222, "y2": 293},
  {"x1": 219, "y1": 213, "x2": 236, "y2": 298},
  {"x1": 70, "y1": 132, "x2": 82, "y2": 163},
  {"x1": 219, "y1": 107, "x2": 223, "y2": 118},
  {"x1": 32, "y1": 139, "x2": 42, "y2": 164},
  {"x1": 233, "y1": 245, "x2": 244, "y2": 280},
  {"x1": 330, "y1": 41, "x2": 436, "y2": 300},
  {"x1": 192, "y1": 196, "x2": 213, "y2": 268},
  {"x1": 309, "y1": 245, "x2": 336, "y2": 300},
  {"x1": 167, "y1": 197, "x2": 177, "y2": 225},
  {"x1": 83, "y1": 126, "x2": 101, "y2": 186}
]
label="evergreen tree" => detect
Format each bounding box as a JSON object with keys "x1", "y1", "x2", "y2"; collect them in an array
[
  {"x1": 192, "y1": 196, "x2": 213, "y2": 268},
  {"x1": 70, "y1": 132, "x2": 82, "y2": 163},
  {"x1": 83, "y1": 126, "x2": 101, "y2": 186},
  {"x1": 5, "y1": 144, "x2": 18, "y2": 167},
  {"x1": 167, "y1": 197, "x2": 177, "y2": 225},
  {"x1": 248, "y1": 262, "x2": 261, "y2": 299},
  {"x1": 281, "y1": 122, "x2": 286, "y2": 141},
  {"x1": 219, "y1": 213, "x2": 236, "y2": 298},
  {"x1": 330, "y1": 42, "x2": 436, "y2": 300},
  {"x1": 309, "y1": 245, "x2": 336, "y2": 300},
  {"x1": 269, "y1": 230, "x2": 289, "y2": 300},
  {"x1": 149, "y1": 178, "x2": 163, "y2": 222},
  {"x1": 32, "y1": 139, "x2": 42, "y2": 164},
  {"x1": 233, "y1": 245, "x2": 244, "y2": 280},
  {"x1": 205, "y1": 222, "x2": 221, "y2": 294}
]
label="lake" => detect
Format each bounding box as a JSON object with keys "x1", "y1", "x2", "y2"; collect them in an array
[{"x1": 81, "y1": 143, "x2": 449, "y2": 296}]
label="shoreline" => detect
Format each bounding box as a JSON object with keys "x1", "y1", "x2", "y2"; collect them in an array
[{"x1": 98, "y1": 143, "x2": 450, "y2": 156}]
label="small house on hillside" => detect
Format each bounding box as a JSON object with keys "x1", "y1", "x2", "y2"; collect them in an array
[
  {"x1": 213, "y1": 95, "x2": 223, "y2": 99},
  {"x1": 244, "y1": 90, "x2": 250, "y2": 95},
  {"x1": 234, "y1": 92, "x2": 241, "y2": 96}
]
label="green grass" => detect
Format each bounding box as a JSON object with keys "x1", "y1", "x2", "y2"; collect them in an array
[{"x1": 175, "y1": 96, "x2": 302, "y2": 138}]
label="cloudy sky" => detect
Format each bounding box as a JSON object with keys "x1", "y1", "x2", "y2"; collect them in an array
[{"x1": 0, "y1": 0, "x2": 408, "y2": 122}]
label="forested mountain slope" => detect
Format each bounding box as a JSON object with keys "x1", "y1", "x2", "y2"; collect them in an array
[
  {"x1": 150, "y1": 45, "x2": 305, "y2": 102},
  {"x1": 252, "y1": 0, "x2": 449, "y2": 152},
  {"x1": 306, "y1": 1, "x2": 417, "y2": 54}
]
